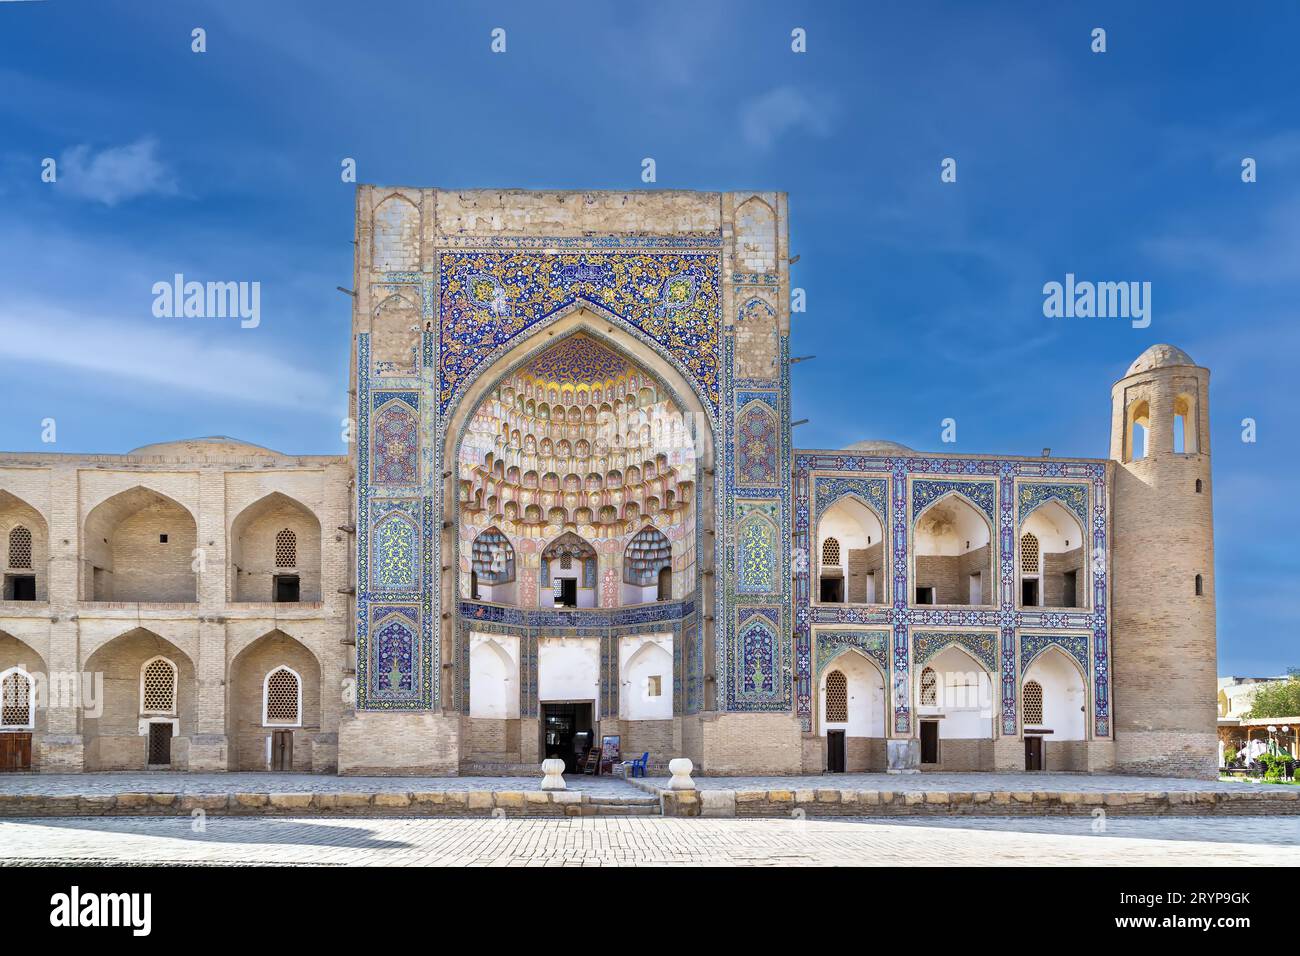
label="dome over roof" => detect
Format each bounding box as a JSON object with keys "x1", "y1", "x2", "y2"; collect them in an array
[
  {"x1": 1125, "y1": 344, "x2": 1195, "y2": 376},
  {"x1": 128, "y1": 436, "x2": 281, "y2": 457},
  {"x1": 844, "y1": 439, "x2": 914, "y2": 454}
]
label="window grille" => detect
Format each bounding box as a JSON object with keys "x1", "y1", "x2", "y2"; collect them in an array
[
  {"x1": 8, "y1": 526, "x2": 32, "y2": 569},
  {"x1": 265, "y1": 667, "x2": 300, "y2": 724},
  {"x1": 275, "y1": 528, "x2": 297, "y2": 568},
  {"x1": 825, "y1": 670, "x2": 848, "y2": 722},
  {"x1": 141, "y1": 658, "x2": 176, "y2": 714},
  {"x1": 1023, "y1": 680, "x2": 1044, "y2": 724},
  {"x1": 1, "y1": 670, "x2": 32, "y2": 727},
  {"x1": 821, "y1": 536, "x2": 841, "y2": 566},
  {"x1": 1020, "y1": 533, "x2": 1040, "y2": 574},
  {"x1": 920, "y1": 667, "x2": 938, "y2": 706}
]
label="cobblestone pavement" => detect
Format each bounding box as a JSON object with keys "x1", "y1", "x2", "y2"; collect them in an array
[
  {"x1": 636, "y1": 772, "x2": 1276, "y2": 793},
  {"x1": 0, "y1": 815, "x2": 1295, "y2": 866},
  {"x1": 0, "y1": 773, "x2": 638, "y2": 799}
]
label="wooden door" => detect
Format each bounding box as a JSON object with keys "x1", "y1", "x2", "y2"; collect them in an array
[
  {"x1": 827, "y1": 730, "x2": 846, "y2": 773},
  {"x1": 0, "y1": 733, "x2": 31, "y2": 772},
  {"x1": 271, "y1": 730, "x2": 293, "y2": 771},
  {"x1": 1025, "y1": 736, "x2": 1043, "y2": 771}
]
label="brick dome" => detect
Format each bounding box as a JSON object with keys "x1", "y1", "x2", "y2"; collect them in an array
[{"x1": 1125, "y1": 344, "x2": 1195, "y2": 376}]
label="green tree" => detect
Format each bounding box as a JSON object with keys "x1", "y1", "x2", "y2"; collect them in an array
[{"x1": 1247, "y1": 673, "x2": 1300, "y2": 719}]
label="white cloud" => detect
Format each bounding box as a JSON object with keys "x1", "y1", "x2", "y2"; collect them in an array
[
  {"x1": 59, "y1": 138, "x2": 178, "y2": 206},
  {"x1": 0, "y1": 302, "x2": 335, "y2": 413},
  {"x1": 739, "y1": 86, "x2": 834, "y2": 150}
]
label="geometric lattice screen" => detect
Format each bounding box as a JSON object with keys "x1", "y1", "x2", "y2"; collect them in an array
[
  {"x1": 141, "y1": 658, "x2": 176, "y2": 713},
  {"x1": 825, "y1": 669, "x2": 848, "y2": 722},
  {"x1": 1022, "y1": 679, "x2": 1044, "y2": 725},
  {"x1": 920, "y1": 667, "x2": 937, "y2": 706},
  {"x1": 275, "y1": 528, "x2": 297, "y2": 568},
  {"x1": 7, "y1": 526, "x2": 31, "y2": 569},
  {"x1": 1020, "y1": 533, "x2": 1040, "y2": 574},
  {"x1": 1, "y1": 670, "x2": 31, "y2": 727},
  {"x1": 264, "y1": 667, "x2": 300, "y2": 724},
  {"x1": 821, "y1": 536, "x2": 841, "y2": 567}
]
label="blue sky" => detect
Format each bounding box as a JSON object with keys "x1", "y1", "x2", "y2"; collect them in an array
[{"x1": 0, "y1": 0, "x2": 1295, "y2": 673}]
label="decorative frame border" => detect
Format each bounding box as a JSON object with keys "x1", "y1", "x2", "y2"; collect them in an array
[{"x1": 793, "y1": 451, "x2": 1111, "y2": 738}]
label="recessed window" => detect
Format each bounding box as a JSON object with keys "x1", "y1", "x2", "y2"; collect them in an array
[
  {"x1": 821, "y1": 536, "x2": 841, "y2": 567},
  {"x1": 275, "y1": 528, "x2": 297, "y2": 568},
  {"x1": 1195, "y1": 479, "x2": 1203, "y2": 493},
  {"x1": 825, "y1": 670, "x2": 848, "y2": 722},
  {"x1": 915, "y1": 586, "x2": 936, "y2": 605},
  {"x1": 1020, "y1": 533, "x2": 1040, "y2": 574},
  {"x1": 264, "y1": 666, "x2": 301, "y2": 725},
  {"x1": 1195, "y1": 574, "x2": 1204, "y2": 596},
  {"x1": 0, "y1": 668, "x2": 34, "y2": 728},
  {"x1": 920, "y1": 667, "x2": 938, "y2": 706},
  {"x1": 647, "y1": 675, "x2": 662, "y2": 698},
  {"x1": 1023, "y1": 680, "x2": 1044, "y2": 725},
  {"x1": 158, "y1": 534, "x2": 168, "y2": 544},
  {"x1": 141, "y1": 657, "x2": 177, "y2": 714},
  {"x1": 7, "y1": 526, "x2": 32, "y2": 569}
]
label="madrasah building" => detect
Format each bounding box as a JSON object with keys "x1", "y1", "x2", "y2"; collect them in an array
[{"x1": 0, "y1": 188, "x2": 1219, "y2": 778}]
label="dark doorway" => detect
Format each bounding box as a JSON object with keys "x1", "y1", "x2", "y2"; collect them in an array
[
  {"x1": 820, "y1": 577, "x2": 844, "y2": 603},
  {"x1": 1022, "y1": 579, "x2": 1039, "y2": 607},
  {"x1": 274, "y1": 574, "x2": 300, "y2": 603},
  {"x1": 271, "y1": 730, "x2": 294, "y2": 771},
  {"x1": 920, "y1": 720, "x2": 939, "y2": 764},
  {"x1": 147, "y1": 723, "x2": 172, "y2": 766},
  {"x1": 915, "y1": 586, "x2": 936, "y2": 605},
  {"x1": 827, "y1": 730, "x2": 846, "y2": 773},
  {"x1": 541, "y1": 701, "x2": 594, "y2": 773},
  {"x1": 554, "y1": 578, "x2": 577, "y2": 608},
  {"x1": 470, "y1": 571, "x2": 480, "y2": 601},
  {"x1": 5, "y1": 575, "x2": 35, "y2": 601},
  {"x1": 1025, "y1": 736, "x2": 1043, "y2": 771},
  {"x1": 0, "y1": 733, "x2": 31, "y2": 772},
  {"x1": 1061, "y1": 570, "x2": 1077, "y2": 607},
  {"x1": 657, "y1": 566, "x2": 672, "y2": 601}
]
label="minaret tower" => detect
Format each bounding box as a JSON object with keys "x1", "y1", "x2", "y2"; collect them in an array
[{"x1": 1109, "y1": 344, "x2": 1217, "y2": 778}]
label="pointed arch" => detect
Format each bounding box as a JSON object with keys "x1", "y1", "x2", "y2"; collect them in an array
[
  {"x1": 0, "y1": 666, "x2": 35, "y2": 729},
  {"x1": 229, "y1": 491, "x2": 323, "y2": 603},
  {"x1": 83, "y1": 485, "x2": 198, "y2": 602},
  {"x1": 912, "y1": 487, "x2": 995, "y2": 608}
]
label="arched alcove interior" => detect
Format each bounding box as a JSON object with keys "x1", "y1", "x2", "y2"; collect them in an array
[
  {"x1": 469, "y1": 634, "x2": 520, "y2": 719},
  {"x1": 455, "y1": 326, "x2": 699, "y2": 608},
  {"x1": 915, "y1": 645, "x2": 993, "y2": 740},
  {"x1": 819, "y1": 651, "x2": 886, "y2": 738},
  {"x1": 620, "y1": 636, "x2": 673, "y2": 720},
  {"x1": 229, "y1": 492, "x2": 323, "y2": 603},
  {"x1": 0, "y1": 491, "x2": 49, "y2": 601},
  {"x1": 83, "y1": 488, "x2": 197, "y2": 603},
  {"x1": 1022, "y1": 647, "x2": 1087, "y2": 741},
  {"x1": 817, "y1": 497, "x2": 885, "y2": 604},
  {"x1": 1019, "y1": 500, "x2": 1085, "y2": 609},
  {"x1": 913, "y1": 494, "x2": 993, "y2": 607}
]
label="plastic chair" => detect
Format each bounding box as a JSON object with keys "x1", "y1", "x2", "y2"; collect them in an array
[{"x1": 629, "y1": 752, "x2": 650, "y2": 778}]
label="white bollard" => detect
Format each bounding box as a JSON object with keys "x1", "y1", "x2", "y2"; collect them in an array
[
  {"x1": 540, "y1": 758, "x2": 566, "y2": 791},
  {"x1": 667, "y1": 757, "x2": 695, "y2": 791}
]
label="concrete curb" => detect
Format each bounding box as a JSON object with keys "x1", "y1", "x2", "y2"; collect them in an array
[
  {"x1": 0, "y1": 789, "x2": 654, "y2": 818},
  {"x1": 656, "y1": 787, "x2": 1300, "y2": 818}
]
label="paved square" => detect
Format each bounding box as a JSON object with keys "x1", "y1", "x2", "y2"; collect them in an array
[{"x1": 0, "y1": 815, "x2": 1294, "y2": 866}]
